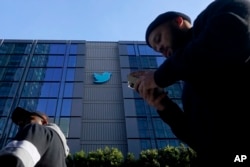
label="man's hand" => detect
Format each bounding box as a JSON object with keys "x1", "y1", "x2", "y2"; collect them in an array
[
  {"x1": 134, "y1": 71, "x2": 158, "y2": 99},
  {"x1": 143, "y1": 88, "x2": 168, "y2": 111}
]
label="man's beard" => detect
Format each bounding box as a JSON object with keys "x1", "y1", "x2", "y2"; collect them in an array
[{"x1": 170, "y1": 25, "x2": 190, "y2": 53}]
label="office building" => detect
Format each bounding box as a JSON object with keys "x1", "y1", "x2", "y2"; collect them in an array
[{"x1": 0, "y1": 39, "x2": 184, "y2": 158}]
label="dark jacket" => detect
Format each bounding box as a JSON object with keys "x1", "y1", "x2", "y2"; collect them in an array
[
  {"x1": 0, "y1": 123, "x2": 69, "y2": 167},
  {"x1": 155, "y1": 0, "x2": 250, "y2": 165}
]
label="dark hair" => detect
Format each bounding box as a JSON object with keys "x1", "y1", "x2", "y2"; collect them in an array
[
  {"x1": 11, "y1": 107, "x2": 48, "y2": 125},
  {"x1": 145, "y1": 11, "x2": 191, "y2": 47}
]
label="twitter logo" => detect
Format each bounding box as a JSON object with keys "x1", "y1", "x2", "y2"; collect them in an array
[{"x1": 93, "y1": 72, "x2": 112, "y2": 84}]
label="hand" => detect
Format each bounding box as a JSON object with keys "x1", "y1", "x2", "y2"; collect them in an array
[
  {"x1": 134, "y1": 71, "x2": 158, "y2": 99},
  {"x1": 142, "y1": 88, "x2": 167, "y2": 111}
]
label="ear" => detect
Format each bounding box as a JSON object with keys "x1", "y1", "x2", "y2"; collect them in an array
[
  {"x1": 41, "y1": 118, "x2": 48, "y2": 125},
  {"x1": 174, "y1": 16, "x2": 184, "y2": 27}
]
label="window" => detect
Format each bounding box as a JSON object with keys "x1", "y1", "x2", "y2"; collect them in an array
[
  {"x1": 68, "y1": 56, "x2": 76, "y2": 67},
  {"x1": 138, "y1": 45, "x2": 161, "y2": 56},
  {"x1": 0, "y1": 43, "x2": 32, "y2": 54},
  {"x1": 21, "y1": 82, "x2": 60, "y2": 97},
  {"x1": 34, "y1": 44, "x2": 66, "y2": 54},
  {"x1": 59, "y1": 118, "x2": 70, "y2": 137},
  {"x1": 69, "y1": 44, "x2": 77, "y2": 54},
  {"x1": 0, "y1": 82, "x2": 18, "y2": 97},
  {"x1": 127, "y1": 45, "x2": 136, "y2": 55},
  {"x1": 26, "y1": 68, "x2": 62, "y2": 81},
  {"x1": 141, "y1": 140, "x2": 151, "y2": 150},
  {"x1": 0, "y1": 55, "x2": 28, "y2": 67},
  {"x1": 0, "y1": 68, "x2": 24, "y2": 81},
  {"x1": 31, "y1": 55, "x2": 64, "y2": 67},
  {"x1": 61, "y1": 99, "x2": 72, "y2": 116},
  {"x1": 135, "y1": 99, "x2": 146, "y2": 116},
  {"x1": 63, "y1": 83, "x2": 73, "y2": 97}
]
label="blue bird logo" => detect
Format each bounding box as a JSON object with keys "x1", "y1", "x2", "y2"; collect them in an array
[{"x1": 93, "y1": 72, "x2": 112, "y2": 84}]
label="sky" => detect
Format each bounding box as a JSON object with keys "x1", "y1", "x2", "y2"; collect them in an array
[{"x1": 0, "y1": 0, "x2": 214, "y2": 41}]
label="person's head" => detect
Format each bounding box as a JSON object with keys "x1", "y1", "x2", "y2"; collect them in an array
[
  {"x1": 145, "y1": 11, "x2": 192, "y2": 57},
  {"x1": 11, "y1": 107, "x2": 49, "y2": 128}
]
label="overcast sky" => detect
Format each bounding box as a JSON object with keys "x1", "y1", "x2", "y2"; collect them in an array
[{"x1": 0, "y1": 0, "x2": 214, "y2": 41}]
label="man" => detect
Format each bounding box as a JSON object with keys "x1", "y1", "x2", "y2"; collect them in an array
[
  {"x1": 134, "y1": 0, "x2": 250, "y2": 166},
  {"x1": 0, "y1": 107, "x2": 70, "y2": 167}
]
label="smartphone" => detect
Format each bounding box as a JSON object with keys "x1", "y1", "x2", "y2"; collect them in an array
[{"x1": 127, "y1": 75, "x2": 138, "y2": 89}]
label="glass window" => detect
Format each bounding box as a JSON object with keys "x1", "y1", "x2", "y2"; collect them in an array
[
  {"x1": 0, "y1": 55, "x2": 28, "y2": 67},
  {"x1": 69, "y1": 44, "x2": 77, "y2": 54},
  {"x1": 138, "y1": 118, "x2": 148, "y2": 129},
  {"x1": 141, "y1": 58, "x2": 149, "y2": 68},
  {"x1": 34, "y1": 44, "x2": 66, "y2": 54},
  {"x1": 127, "y1": 45, "x2": 136, "y2": 55},
  {"x1": 0, "y1": 98, "x2": 13, "y2": 116},
  {"x1": 129, "y1": 57, "x2": 140, "y2": 68},
  {"x1": 26, "y1": 68, "x2": 62, "y2": 81},
  {"x1": 21, "y1": 82, "x2": 60, "y2": 97},
  {"x1": 0, "y1": 117, "x2": 6, "y2": 136},
  {"x1": 141, "y1": 140, "x2": 151, "y2": 150},
  {"x1": 63, "y1": 83, "x2": 73, "y2": 97},
  {"x1": 59, "y1": 118, "x2": 70, "y2": 137},
  {"x1": 135, "y1": 99, "x2": 146, "y2": 116},
  {"x1": 0, "y1": 82, "x2": 18, "y2": 97},
  {"x1": 0, "y1": 68, "x2": 24, "y2": 81},
  {"x1": 157, "y1": 140, "x2": 168, "y2": 149},
  {"x1": 138, "y1": 45, "x2": 161, "y2": 56},
  {"x1": 49, "y1": 44, "x2": 66, "y2": 54},
  {"x1": 0, "y1": 43, "x2": 32, "y2": 54},
  {"x1": 31, "y1": 55, "x2": 64, "y2": 67},
  {"x1": 68, "y1": 56, "x2": 76, "y2": 67},
  {"x1": 61, "y1": 99, "x2": 72, "y2": 116},
  {"x1": 65, "y1": 69, "x2": 75, "y2": 81}
]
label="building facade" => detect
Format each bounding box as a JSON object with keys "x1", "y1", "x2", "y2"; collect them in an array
[{"x1": 0, "y1": 39, "x2": 184, "y2": 158}]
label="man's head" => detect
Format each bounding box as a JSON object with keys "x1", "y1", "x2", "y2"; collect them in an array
[
  {"x1": 145, "y1": 11, "x2": 192, "y2": 57},
  {"x1": 11, "y1": 107, "x2": 49, "y2": 127}
]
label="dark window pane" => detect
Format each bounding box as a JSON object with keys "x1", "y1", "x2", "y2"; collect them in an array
[
  {"x1": 68, "y1": 56, "x2": 76, "y2": 67},
  {"x1": 65, "y1": 69, "x2": 75, "y2": 81},
  {"x1": 59, "y1": 118, "x2": 70, "y2": 137},
  {"x1": 34, "y1": 44, "x2": 66, "y2": 54},
  {"x1": 31, "y1": 55, "x2": 64, "y2": 67},
  {"x1": 138, "y1": 45, "x2": 161, "y2": 56},
  {"x1": 64, "y1": 83, "x2": 73, "y2": 97},
  {"x1": 21, "y1": 82, "x2": 59, "y2": 97},
  {"x1": 129, "y1": 57, "x2": 140, "y2": 68},
  {"x1": 0, "y1": 43, "x2": 32, "y2": 54},
  {"x1": 0, "y1": 68, "x2": 24, "y2": 81},
  {"x1": 0, "y1": 55, "x2": 28, "y2": 67},
  {"x1": 69, "y1": 44, "x2": 77, "y2": 54},
  {"x1": 61, "y1": 99, "x2": 71, "y2": 116},
  {"x1": 127, "y1": 45, "x2": 136, "y2": 55},
  {"x1": 135, "y1": 99, "x2": 146, "y2": 116},
  {"x1": 49, "y1": 44, "x2": 66, "y2": 54},
  {"x1": 0, "y1": 82, "x2": 18, "y2": 97},
  {"x1": 26, "y1": 68, "x2": 62, "y2": 81}
]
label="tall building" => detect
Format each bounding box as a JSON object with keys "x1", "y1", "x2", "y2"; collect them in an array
[{"x1": 0, "y1": 39, "x2": 184, "y2": 158}]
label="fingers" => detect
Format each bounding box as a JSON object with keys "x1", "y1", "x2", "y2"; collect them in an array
[{"x1": 146, "y1": 90, "x2": 167, "y2": 111}]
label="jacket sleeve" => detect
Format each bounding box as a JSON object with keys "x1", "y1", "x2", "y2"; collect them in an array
[
  {"x1": 0, "y1": 154, "x2": 25, "y2": 167},
  {"x1": 157, "y1": 96, "x2": 194, "y2": 148},
  {"x1": 154, "y1": 3, "x2": 250, "y2": 88},
  {"x1": 0, "y1": 124, "x2": 52, "y2": 167}
]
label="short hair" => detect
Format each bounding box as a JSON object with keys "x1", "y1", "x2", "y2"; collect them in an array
[
  {"x1": 11, "y1": 107, "x2": 48, "y2": 125},
  {"x1": 145, "y1": 11, "x2": 191, "y2": 47}
]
